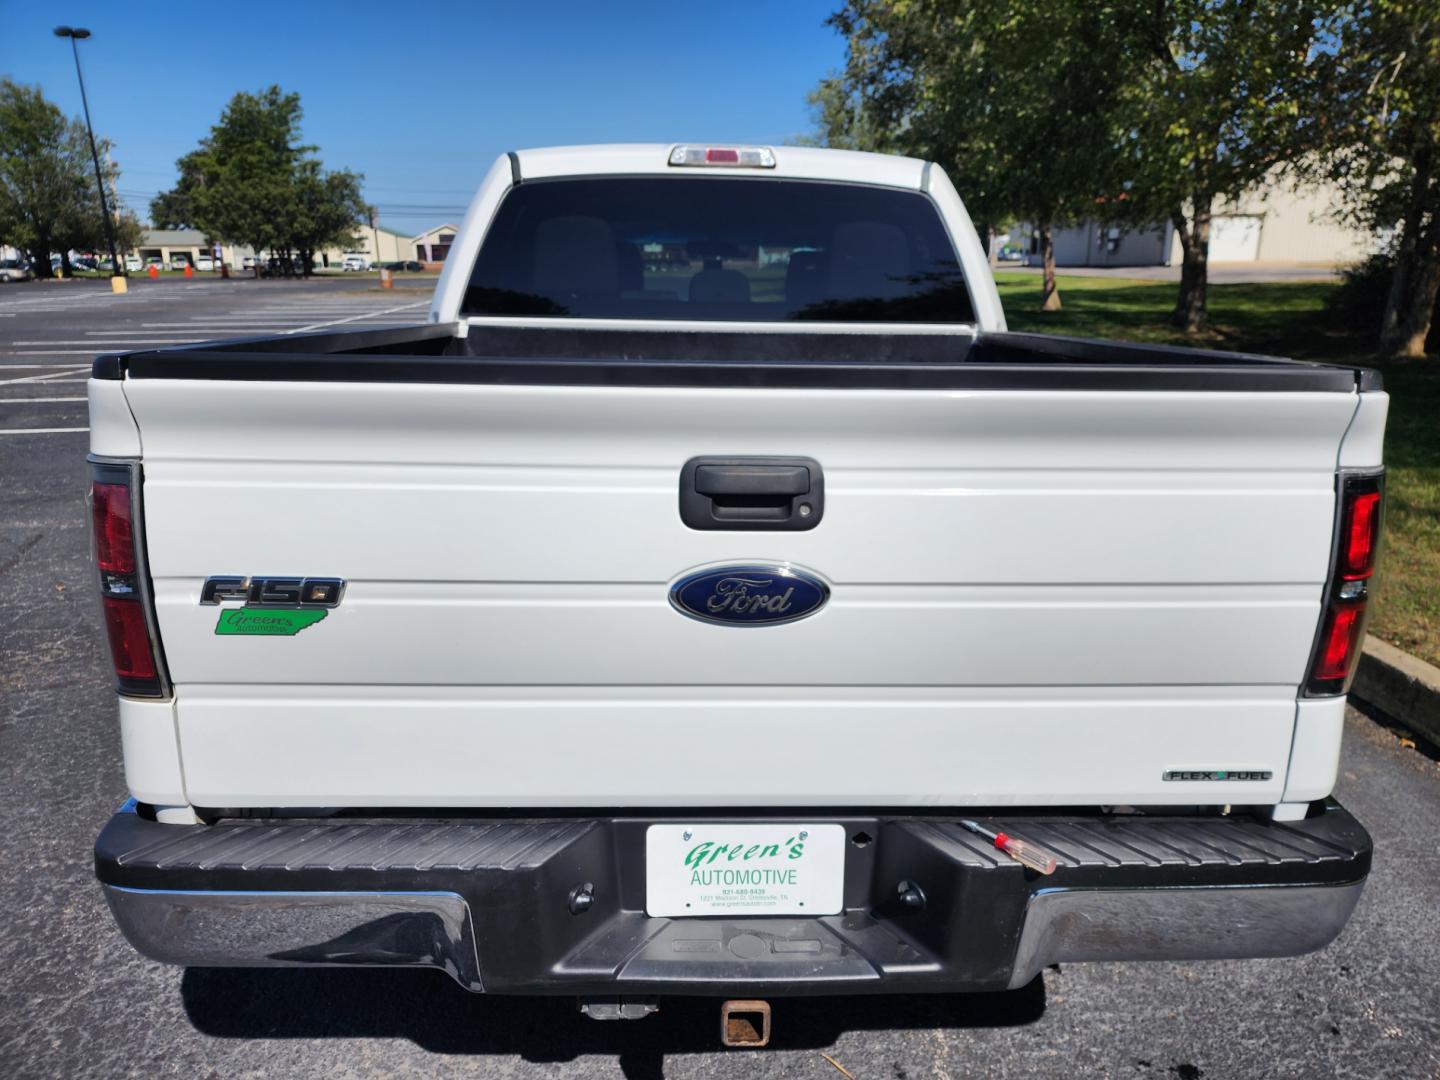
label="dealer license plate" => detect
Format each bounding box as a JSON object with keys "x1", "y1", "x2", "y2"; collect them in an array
[{"x1": 645, "y1": 823, "x2": 846, "y2": 917}]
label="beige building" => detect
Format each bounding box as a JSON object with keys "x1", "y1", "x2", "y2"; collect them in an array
[
  {"x1": 410, "y1": 224, "x2": 459, "y2": 265},
  {"x1": 349, "y1": 224, "x2": 414, "y2": 265},
  {"x1": 129, "y1": 223, "x2": 448, "y2": 271},
  {"x1": 1047, "y1": 179, "x2": 1375, "y2": 268},
  {"x1": 132, "y1": 229, "x2": 220, "y2": 269}
]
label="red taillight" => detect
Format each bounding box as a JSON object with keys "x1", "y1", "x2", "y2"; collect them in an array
[
  {"x1": 705, "y1": 148, "x2": 740, "y2": 164},
  {"x1": 92, "y1": 481, "x2": 135, "y2": 573},
  {"x1": 1312, "y1": 604, "x2": 1364, "y2": 682},
  {"x1": 1306, "y1": 474, "x2": 1383, "y2": 695},
  {"x1": 1340, "y1": 490, "x2": 1381, "y2": 579},
  {"x1": 91, "y1": 462, "x2": 165, "y2": 696},
  {"x1": 102, "y1": 596, "x2": 158, "y2": 680}
]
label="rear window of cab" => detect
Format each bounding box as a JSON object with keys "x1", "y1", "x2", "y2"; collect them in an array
[{"x1": 461, "y1": 177, "x2": 976, "y2": 324}]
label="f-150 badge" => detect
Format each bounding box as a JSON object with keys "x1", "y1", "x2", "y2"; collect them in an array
[
  {"x1": 200, "y1": 576, "x2": 344, "y2": 607},
  {"x1": 200, "y1": 576, "x2": 344, "y2": 636},
  {"x1": 669, "y1": 564, "x2": 828, "y2": 626}
]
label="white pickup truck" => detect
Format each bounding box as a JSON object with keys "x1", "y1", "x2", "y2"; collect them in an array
[{"x1": 89, "y1": 144, "x2": 1384, "y2": 1030}]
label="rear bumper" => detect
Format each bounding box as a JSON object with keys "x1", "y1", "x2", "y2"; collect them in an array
[{"x1": 96, "y1": 801, "x2": 1370, "y2": 995}]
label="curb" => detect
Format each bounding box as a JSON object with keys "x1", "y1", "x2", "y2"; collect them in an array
[{"x1": 1351, "y1": 635, "x2": 1440, "y2": 747}]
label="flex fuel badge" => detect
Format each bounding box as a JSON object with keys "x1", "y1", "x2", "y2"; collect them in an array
[
  {"x1": 200, "y1": 576, "x2": 344, "y2": 636},
  {"x1": 1163, "y1": 769, "x2": 1273, "y2": 782},
  {"x1": 214, "y1": 608, "x2": 328, "y2": 636}
]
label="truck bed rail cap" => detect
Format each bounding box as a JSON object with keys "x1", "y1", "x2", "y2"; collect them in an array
[
  {"x1": 512, "y1": 144, "x2": 928, "y2": 190},
  {"x1": 90, "y1": 325, "x2": 1379, "y2": 394}
]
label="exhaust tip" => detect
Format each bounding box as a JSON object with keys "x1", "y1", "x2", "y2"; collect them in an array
[{"x1": 720, "y1": 999, "x2": 771, "y2": 1048}]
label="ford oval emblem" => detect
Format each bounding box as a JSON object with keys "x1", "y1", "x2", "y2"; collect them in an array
[{"x1": 669, "y1": 564, "x2": 830, "y2": 626}]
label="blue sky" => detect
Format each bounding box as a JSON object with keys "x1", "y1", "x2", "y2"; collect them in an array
[{"x1": 1, "y1": 1, "x2": 847, "y2": 234}]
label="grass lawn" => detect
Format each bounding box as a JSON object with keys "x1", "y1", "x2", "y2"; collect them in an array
[{"x1": 995, "y1": 271, "x2": 1440, "y2": 667}]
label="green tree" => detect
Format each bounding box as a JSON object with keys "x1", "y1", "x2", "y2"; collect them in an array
[
  {"x1": 148, "y1": 150, "x2": 207, "y2": 230},
  {"x1": 193, "y1": 87, "x2": 308, "y2": 269},
  {"x1": 0, "y1": 78, "x2": 129, "y2": 277},
  {"x1": 1315, "y1": 1, "x2": 1440, "y2": 356},
  {"x1": 813, "y1": 1, "x2": 1350, "y2": 330},
  {"x1": 792, "y1": 76, "x2": 900, "y2": 154},
  {"x1": 290, "y1": 161, "x2": 365, "y2": 273},
  {"x1": 813, "y1": 1, "x2": 1134, "y2": 312},
  {"x1": 154, "y1": 87, "x2": 366, "y2": 276},
  {"x1": 1111, "y1": 1, "x2": 1351, "y2": 331},
  {"x1": 56, "y1": 189, "x2": 142, "y2": 272}
]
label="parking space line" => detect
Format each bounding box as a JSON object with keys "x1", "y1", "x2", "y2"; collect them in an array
[
  {"x1": 0, "y1": 427, "x2": 88, "y2": 434},
  {"x1": 0, "y1": 396, "x2": 88, "y2": 403},
  {"x1": 291, "y1": 302, "x2": 428, "y2": 333},
  {"x1": 0, "y1": 369, "x2": 90, "y2": 386},
  {"x1": 35, "y1": 342, "x2": 217, "y2": 347},
  {"x1": 15, "y1": 339, "x2": 214, "y2": 345}
]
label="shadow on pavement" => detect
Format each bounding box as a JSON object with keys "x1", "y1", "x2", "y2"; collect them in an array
[{"x1": 182, "y1": 966, "x2": 1046, "y2": 1066}]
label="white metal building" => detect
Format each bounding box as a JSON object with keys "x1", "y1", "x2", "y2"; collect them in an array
[
  {"x1": 1047, "y1": 179, "x2": 1375, "y2": 268},
  {"x1": 350, "y1": 224, "x2": 414, "y2": 265}
]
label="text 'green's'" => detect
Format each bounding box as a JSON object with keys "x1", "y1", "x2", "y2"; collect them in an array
[{"x1": 214, "y1": 608, "x2": 328, "y2": 636}]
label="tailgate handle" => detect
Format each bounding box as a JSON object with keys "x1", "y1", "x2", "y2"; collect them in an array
[
  {"x1": 680, "y1": 456, "x2": 823, "y2": 531},
  {"x1": 695, "y1": 465, "x2": 809, "y2": 497}
]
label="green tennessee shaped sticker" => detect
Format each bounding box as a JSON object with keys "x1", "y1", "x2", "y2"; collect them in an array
[{"x1": 214, "y1": 608, "x2": 328, "y2": 636}]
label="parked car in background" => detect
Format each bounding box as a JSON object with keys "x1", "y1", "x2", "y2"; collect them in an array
[
  {"x1": 125, "y1": 256, "x2": 142, "y2": 272},
  {"x1": 195, "y1": 256, "x2": 215, "y2": 272},
  {"x1": 381, "y1": 259, "x2": 426, "y2": 272},
  {"x1": 997, "y1": 245, "x2": 1025, "y2": 262},
  {"x1": 342, "y1": 254, "x2": 372, "y2": 271},
  {"x1": 241, "y1": 255, "x2": 258, "y2": 270},
  {"x1": 169, "y1": 254, "x2": 190, "y2": 271},
  {"x1": 0, "y1": 258, "x2": 33, "y2": 282},
  {"x1": 144, "y1": 256, "x2": 163, "y2": 270}
]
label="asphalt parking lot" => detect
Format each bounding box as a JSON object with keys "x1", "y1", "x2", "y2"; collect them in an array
[
  {"x1": 2, "y1": 278, "x2": 1438, "y2": 1079},
  {"x1": 0, "y1": 276, "x2": 429, "y2": 441}
]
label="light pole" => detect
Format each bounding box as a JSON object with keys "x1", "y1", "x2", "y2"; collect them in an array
[
  {"x1": 54, "y1": 26, "x2": 126, "y2": 291},
  {"x1": 370, "y1": 205, "x2": 391, "y2": 289}
]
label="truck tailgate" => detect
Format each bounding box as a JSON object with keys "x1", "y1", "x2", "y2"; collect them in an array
[{"x1": 118, "y1": 370, "x2": 1358, "y2": 808}]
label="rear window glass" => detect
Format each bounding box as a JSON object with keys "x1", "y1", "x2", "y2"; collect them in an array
[{"x1": 462, "y1": 177, "x2": 975, "y2": 324}]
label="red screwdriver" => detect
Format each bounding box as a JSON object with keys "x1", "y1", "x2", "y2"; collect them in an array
[{"x1": 960, "y1": 820, "x2": 1058, "y2": 875}]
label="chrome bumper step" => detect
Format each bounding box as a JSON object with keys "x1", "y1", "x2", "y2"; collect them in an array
[{"x1": 97, "y1": 802, "x2": 1370, "y2": 995}]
